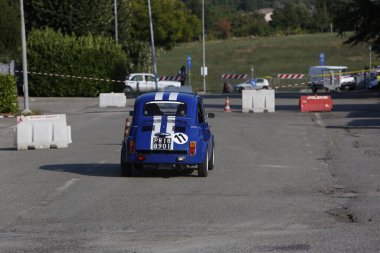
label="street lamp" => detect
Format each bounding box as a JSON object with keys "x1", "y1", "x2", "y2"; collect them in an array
[
  {"x1": 114, "y1": 0, "x2": 118, "y2": 42},
  {"x1": 201, "y1": 0, "x2": 207, "y2": 93},
  {"x1": 20, "y1": 0, "x2": 30, "y2": 112},
  {"x1": 148, "y1": 0, "x2": 158, "y2": 91}
]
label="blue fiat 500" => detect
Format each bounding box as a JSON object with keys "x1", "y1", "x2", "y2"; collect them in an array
[{"x1": 121, "y1": 91, "x2": 215, "y2": 177}]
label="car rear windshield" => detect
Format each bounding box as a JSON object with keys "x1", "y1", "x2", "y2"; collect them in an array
[{"x1": 144, "y1": 101, "x2": 187, "y2": 116}]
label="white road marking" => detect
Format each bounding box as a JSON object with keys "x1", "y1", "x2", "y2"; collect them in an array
[
  {"x1": 56, "y1": 177, "x2": 80, "y2": 192},
  {"x1": 260, "y1": 165, "x2": 291, "y2": 168},
  {"x1": 314, "y1": 113, "x2": 325, "y2": 128}
]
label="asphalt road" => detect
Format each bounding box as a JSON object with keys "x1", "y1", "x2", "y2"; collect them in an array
[{"x1": 0, "y1": 92, "x2": 379, "y2": 252}]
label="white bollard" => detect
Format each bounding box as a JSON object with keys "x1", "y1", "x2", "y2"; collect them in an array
[
  {"x1": 15, "y1": 114, "x2": 72, "y2": 150},
  {"x1": 99, "y1": 93, "x2": 127, "y2": 107}
]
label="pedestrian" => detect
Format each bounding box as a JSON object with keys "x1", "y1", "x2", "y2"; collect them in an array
[{"x1": 179, "y1": 65, "x2": 186, "y2": 86}]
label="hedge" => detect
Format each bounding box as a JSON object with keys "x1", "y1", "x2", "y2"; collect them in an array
[
  {"x1": 0, "y1": 74, "x2": 18, "y2": 113},
  {"x1": 27, "y1": 28, "x2": 128, "y2": 97}
]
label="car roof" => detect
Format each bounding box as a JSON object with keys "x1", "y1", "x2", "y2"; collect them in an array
[{"x1": 136, "y1": 91, "x2": 198, "y2": 105}]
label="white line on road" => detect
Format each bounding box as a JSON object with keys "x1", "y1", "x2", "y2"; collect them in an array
[
  {"x1": 56, "y1": 177, "x2": 80, "y2": 192},
  {"x1": 314, "y1": 113, "x2": 325, "y2": 128}
]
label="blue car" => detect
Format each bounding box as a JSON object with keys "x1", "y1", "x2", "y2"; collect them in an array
[{"x1": 121, "y1": 91, "x2": 215, "y2": 177}]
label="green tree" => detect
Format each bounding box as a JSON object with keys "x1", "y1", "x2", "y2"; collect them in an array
[
  {"x1": 24, "y1": 0, "x2": 114, "y2": 37},
  {"x1": 0, "y1": 0, "x2": 20, "y2": 61},
  {"x1": 312, "y1": 0, "x2": 330, "y2": 32},
  {"x1": 332, "y1": 0, "x2": 380, "y2": 54}
]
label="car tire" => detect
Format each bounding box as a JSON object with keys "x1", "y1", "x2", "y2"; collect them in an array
[
  {"x1": 121, "y1": 161, "x2": 133, "y2": 177},
  {"x1": 209, "y1": 147, "x2": 215, "y2": 170},
  {"x1": 124, "y1": 87, "x2": 133, "y2": 97},
  {"x1": 198, "y1": 152, "x2": 209, "y2": 177},
  {"x1": 312, "y1": 87, "x2": 318, "y2": 93}
]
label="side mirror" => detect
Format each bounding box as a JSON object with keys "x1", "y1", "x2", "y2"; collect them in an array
[
  {"x1": 129, "y1": 111, "x2": 134, "y2": 116},
  {"x1": 206, "y1": 113, "x2": 215, "y2": 118}
]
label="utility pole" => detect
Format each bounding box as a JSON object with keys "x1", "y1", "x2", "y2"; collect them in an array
[
  {"x1": 369, "y1": 45, "x2": 372, "y2": 71},
  {"x1": 20, "y1": 0, "x2": 30, "y2": 112},
  {"x1": 148, "y1": 0, "x2": 158, "y2": 91},
  {"x1": 201, "y1": 0, "x2": 206, "y2": 93},
  {"x1": 114, "y1": 0, "x2": 118, "y2": 43}
]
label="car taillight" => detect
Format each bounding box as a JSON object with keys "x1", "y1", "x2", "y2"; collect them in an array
[
  {"x1": 129, "y1": 140, "x2": 135, "y2": 154},
  {"x1": 189, "y1": 141, "x2": 196, "y2": 156}
]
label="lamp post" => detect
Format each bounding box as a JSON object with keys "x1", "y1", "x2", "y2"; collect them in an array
[
  {"x1": 369, "y1": 45, "x2": 372, "y2": 71},
  {"x1": 148, "y1": 0, "x2": 158, "y2": 91},
  {"x1": 20, "y1": 0, "x2": 30, "y2": 112},
  {"x1": 201, "y1": 0, "x2": 206, "y2": 93},
  {"x1": 114, "y1": 0, "x2": 118, "y2": 42}
]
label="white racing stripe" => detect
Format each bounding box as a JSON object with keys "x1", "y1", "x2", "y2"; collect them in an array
[
  {"x1": 169, "y1": 92, "x2": 179, "y2": 101},
  {"x1": 155, "y1": 92, "x2": 164, "y2": 100},
  {"x1": 150, "y1": 116, "x2": 162, "y2": 149},
  {"x1": 167, "y1": 116, "x2": 176, "y2": 149}
]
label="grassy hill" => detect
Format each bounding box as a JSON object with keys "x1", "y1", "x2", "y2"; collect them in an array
[{"x1": 156, "y1": 33, "x2": 372, "y2": 92}]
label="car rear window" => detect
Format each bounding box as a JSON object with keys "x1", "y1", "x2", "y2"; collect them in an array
[{"x1": 144, "y1": 101, "x2": 187, "y2": 116}]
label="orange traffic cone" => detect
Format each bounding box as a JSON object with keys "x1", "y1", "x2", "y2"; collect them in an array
[{"x1": 224, "y1": 96, "x2": 231, "y2": 112}]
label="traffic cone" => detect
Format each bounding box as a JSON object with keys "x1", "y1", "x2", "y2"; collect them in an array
[{"x1": 224, "y1": 96, "x2": 231, "y2": 112}]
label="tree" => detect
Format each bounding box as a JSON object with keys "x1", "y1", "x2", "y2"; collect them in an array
[
  {"x1": 312, "y1": 0, "x2": 330, "y2": 32},
  {"x1": 332, "y1": 0, "x2": 380, "y2": 54},
  {"x1": 216, "y1": 18, "x2": 231, "y2": 39},
  {"x1": 0, "y1": 0, "x2": 20, "y2": 61},
  {"x1": 24, "y1": 0, "x2": 114, "y2": 37}
]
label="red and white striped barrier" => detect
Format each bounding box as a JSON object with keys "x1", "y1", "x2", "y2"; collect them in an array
[
  {"x1": 221, "y1": 74, "x2": 248, "y2": 79},
  {"x1": 0, "y1": 114, "x2": 15, "y2": 119},
  {"x1": 277, "y1": 74, "x2": 305, "y2": 79},
  {"x1": 159, "y1": 76, "x2": 182, "y2": 81}
]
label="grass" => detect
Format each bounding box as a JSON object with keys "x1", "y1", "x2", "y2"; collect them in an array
[{"x1": 157, "y1": 33, "x2": 372, "y2": 92}]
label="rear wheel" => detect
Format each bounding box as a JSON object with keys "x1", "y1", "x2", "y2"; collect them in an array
[
  {"x1": 198, "y1": 152, "x2": 209, "y2": 177},
  {"x1": 121, "y1": 162, "x2": 133, "y2": 177},
  {"x1": 209, "y1": 147, "x2": 215, "y2": 170}
]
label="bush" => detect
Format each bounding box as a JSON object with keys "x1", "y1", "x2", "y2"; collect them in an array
[
  {"x1": 0, "y1": 74, "x2": 18, "y2": 113},
  {"x1": 27, "y1": 28, "x2": 128, "y2": 97}
]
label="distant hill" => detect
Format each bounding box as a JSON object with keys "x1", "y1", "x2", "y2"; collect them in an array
[{"x1": 157, "y1": 33, "x2": 370, "y2": 92}]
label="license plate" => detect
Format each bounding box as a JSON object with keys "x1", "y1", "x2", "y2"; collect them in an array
[{"x1": 152, "y1": 137, "x2": 172, "y2": 150}]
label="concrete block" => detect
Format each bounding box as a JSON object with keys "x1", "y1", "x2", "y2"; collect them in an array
[
  {"x1": 99, "y1": 93, "x2": 127, "y2": 107},
  {"x1": 15, "y1": 114, "x2": 72, "y2": 150},
  {"x1": 242, "y1": 89, "x2": 275, "y2": 113}
]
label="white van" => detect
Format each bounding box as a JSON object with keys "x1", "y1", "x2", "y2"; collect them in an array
[{"x1": 308, "y1": 66, "x2": 356, "y2": 92}]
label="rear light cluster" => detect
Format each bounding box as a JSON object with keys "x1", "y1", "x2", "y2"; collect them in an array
[
  {"x1": 129, "y1": 140, "x2": 135, "y2": 154},
  {"x1": 189, "y1": 141, "x2": 196, "y2": 156}
]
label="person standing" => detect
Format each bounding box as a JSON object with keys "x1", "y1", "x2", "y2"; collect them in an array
[{"x1": 179, "y1": 65, "x2": 186, "y2": 86}]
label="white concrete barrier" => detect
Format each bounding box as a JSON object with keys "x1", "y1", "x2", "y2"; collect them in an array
[
  {"x1": 242, "y1": 89, "x2": 275, "y2": 113},
  {"x1": 99, "y1": 93, "x2": 127, "y2": 107},
  {"x1": 14, "y1": 114, "x2": 72, "y2": 150}
]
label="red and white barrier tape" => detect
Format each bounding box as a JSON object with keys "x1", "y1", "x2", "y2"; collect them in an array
[{"x1": 15, "y1": 70, "x2": 124, "y2": 83}]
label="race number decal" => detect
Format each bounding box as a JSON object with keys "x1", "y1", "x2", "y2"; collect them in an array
[{"x1": 173, "y1": 133, "x2": 188, "y2": 145}]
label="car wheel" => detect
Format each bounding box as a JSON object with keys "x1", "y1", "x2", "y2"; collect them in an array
[
  {"x1": 124, "y1": 87, "x2": 133, "y2": 97},
  {"x1": 209, "y1": 147, "x2": 215, "y2": 170},
  {"x1": 121, "y1": 161, "x2": 133, "y2": 177},
  {"x1": 262, "y1": 86, "x2": 268, "y2": 90},
  {"x1": 198, "y1": 152, "x2": 209, "y2": 177},
  {"x1": 312, "y1": 87, "x2": 318, "y2": 93}
]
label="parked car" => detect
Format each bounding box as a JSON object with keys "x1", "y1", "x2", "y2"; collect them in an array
[
  {"x1": 234, "y1": 78, "x2": 269, "y2": 93},
  {"x1": 121, "y1": 90, "x2": 215, "y2": 177},
  {"x1": 124, "y1": 73, "x2": 181, "y2": 94}
]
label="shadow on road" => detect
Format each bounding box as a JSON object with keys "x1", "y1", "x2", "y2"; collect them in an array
[
  {"x1": 39, "y1": 163, "x2": 198, "y2": 178},
  {"x1": 40, "y1": 163, "x2": 120, "y2": 177}
]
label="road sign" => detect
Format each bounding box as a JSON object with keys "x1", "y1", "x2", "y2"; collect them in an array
[
  {"x1": 187, "y1": 56, "x2": 192, "y2": 71},
  {"x1": 320, "y1": 53, "x2": 325, "y2": 66}
]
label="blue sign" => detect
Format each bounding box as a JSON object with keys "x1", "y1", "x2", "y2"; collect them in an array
[
  {"x1": 320, "y1": 53, "x2": 325, "y2": 66},
  {"x1": 187, "y1": 55, "x2": 192, "y2": 71}
]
